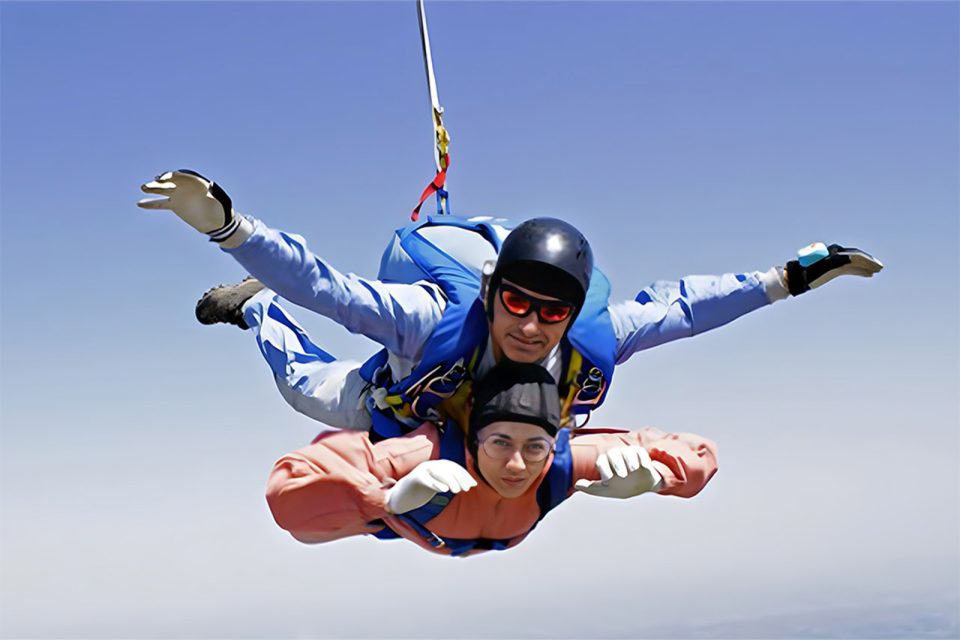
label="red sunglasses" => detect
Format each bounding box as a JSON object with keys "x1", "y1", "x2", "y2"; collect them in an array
[{"x1": 498, "y1": 283, "x2": 575, "y2": 324}]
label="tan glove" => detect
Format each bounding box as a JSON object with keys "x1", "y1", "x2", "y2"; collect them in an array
[{"x1": 138, "y1": 170, "x2": 250, "y2": 246}]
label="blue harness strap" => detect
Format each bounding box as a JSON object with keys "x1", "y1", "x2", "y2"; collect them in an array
[
  {"x1": 535, "y1": 429, "x2": 573, "y2": 521},
  {"x1": 370, "y1": 423, "x2": 467, "y2": 543},
  {"x1": 565, "y1": 269, "x2": 617, "y2": 416}
]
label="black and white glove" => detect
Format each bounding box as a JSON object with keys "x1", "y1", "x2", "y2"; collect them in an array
[
  {"x1": 138, "y1": 170, "x2": 246, "y2": 244},
  {"x1": 785, "y1": 242, "x2": 883, "y2": 296}
]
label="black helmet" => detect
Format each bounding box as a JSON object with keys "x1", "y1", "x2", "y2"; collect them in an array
[
  {"x1": 467, "y1": 361, "x2": 560, "y2": 463},
  {"x1": 489, "y1": 217, "x2": 593, "y2": 312}
]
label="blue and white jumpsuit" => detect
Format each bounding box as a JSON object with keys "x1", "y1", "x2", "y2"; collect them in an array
[{"x1": 223, "y1": 217, "x2": 789, "y2": 431}]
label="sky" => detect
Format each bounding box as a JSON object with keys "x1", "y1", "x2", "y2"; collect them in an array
[{"x1": 1, "y1": 1, "x2": 958, "y2": 638}]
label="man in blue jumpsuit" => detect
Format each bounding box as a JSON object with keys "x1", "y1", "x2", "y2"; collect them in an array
[{"x1": 139, "y1": 170, "x2": 883, "y2": 438}]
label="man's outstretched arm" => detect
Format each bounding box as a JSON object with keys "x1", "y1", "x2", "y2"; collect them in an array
[
  {"x1": 610, "y1": 244, "x2": 882, "y2": 363},
  {"x1": 139, "y1": 170, "x2": 444, "y2": 359}
]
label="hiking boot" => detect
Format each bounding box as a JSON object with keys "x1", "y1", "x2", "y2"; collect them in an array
[{"x1": 195, "y1": 277, "x2": 265, "y2": 330}]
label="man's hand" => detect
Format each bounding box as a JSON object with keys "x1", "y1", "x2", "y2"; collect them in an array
[
  {"x1": 785, "y1": 242, "x2": 883, "y2": 296},
  {"x1": 575, "y1": 445, "x2": 663, "y2": 499},
  {"x1": 138, "y1": 170, "x2": 244, "y2": 243},
  {"x1": 386, "y1": 460, "x2": 477, "y2": 515}
]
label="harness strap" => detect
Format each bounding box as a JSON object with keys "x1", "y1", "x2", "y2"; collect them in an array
[
  {"x1": 570, "y1": 427, "x2": 631, "y2": 436},
  {"x1": 373, "y1": 425, "x2": 512, "y2": 555},
  {"x1": 535, "y1": 429, "x2": 573, "y2": 521},
  {"x1": 412, "y1": 0, "x2": 451, "y2": 220},
  {"x1": 411, "y1": 158, "x2": 450, "y2": 221},
  {"x1": 395, "y1": 421, "x2": 466, "y2": 524},
  {"x1": 559, "y1": 344, "x2": 582, "y2": 427}
]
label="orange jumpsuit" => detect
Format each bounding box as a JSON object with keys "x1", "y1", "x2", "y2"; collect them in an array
[{"x1": 267, "y1": 423, "x2": 718, "y2": 556}]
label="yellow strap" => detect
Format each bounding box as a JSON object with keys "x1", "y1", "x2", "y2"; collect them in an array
[
  {"x1": 441, "y1": 346, "x2": 482, "y2": 432},
  {"x1": 560, "y1": 350, "x2": 583, "y2": 427},
  {"x1": 385, "y1": 347, "x2": 482, "y2": 425},
  {"x1": 434, "y1": 109, "x2": 450, "y2": 171}
]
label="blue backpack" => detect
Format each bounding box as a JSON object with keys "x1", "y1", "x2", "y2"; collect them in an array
[{"x1": 359, "y1": 215, "x2": 618, "y2": 441}]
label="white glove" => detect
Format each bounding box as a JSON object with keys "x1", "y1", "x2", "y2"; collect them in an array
[
  {"x1": 138, "y1": 170, "x2": 250, "y2": 246},
  {"x1": 386, "y1": 460, "x2": 477, "y2": 515},
  {"x1": 785, "y1": 243, "x2": 883, "y2": 296},
  {"x1": 574, "y1": 445, "x2": 663, "y2": 499}
]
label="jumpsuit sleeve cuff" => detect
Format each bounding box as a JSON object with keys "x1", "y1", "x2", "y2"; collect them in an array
[
  {"x1": 217, "y1": 215, "x2": 255, "y2": 250},
  {"x1": 760, "y1": 266, "x2": 790, "y2": 303}
]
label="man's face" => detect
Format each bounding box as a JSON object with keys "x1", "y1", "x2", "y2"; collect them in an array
[{"x1": 488, "y1": 279, "x2": 575, "y2": 363}]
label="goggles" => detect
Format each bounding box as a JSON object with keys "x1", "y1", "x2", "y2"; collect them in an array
[
  {"x1": 498, "y1": 283, "x2": 575, "y2": 325},
  {"x1": 479, "y1": 433, "x2": 554, "y2": 463}
]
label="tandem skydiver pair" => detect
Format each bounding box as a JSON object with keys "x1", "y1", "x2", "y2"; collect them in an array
[{"x1": 138, "y1": 169, "x2": 882, "y2": 554}]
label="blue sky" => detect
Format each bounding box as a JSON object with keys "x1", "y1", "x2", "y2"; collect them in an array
[{"x1": 1, "y1": 2, "x2": 958, "y2": 637}]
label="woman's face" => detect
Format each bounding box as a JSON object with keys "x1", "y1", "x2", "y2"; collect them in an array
[{"x1": 475, "y1": 421, "x2": 555, "y2": 498}]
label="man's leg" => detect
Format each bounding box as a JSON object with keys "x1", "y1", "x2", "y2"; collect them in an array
[{"x1": 198, "y1": 281, "x2": 373, "y2": 432}]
